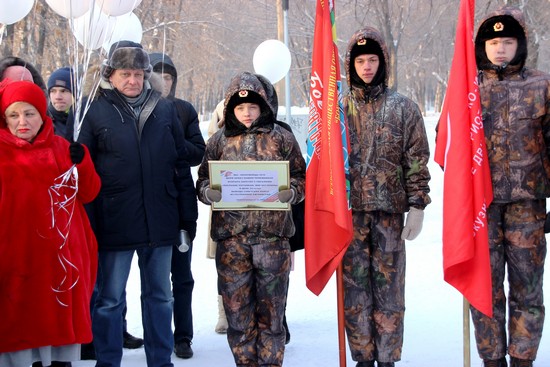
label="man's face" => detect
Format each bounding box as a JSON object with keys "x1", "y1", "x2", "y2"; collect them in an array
[
  {"x1": 157, "y1": 72, "x2": 173, "y2": 98},
  {"x1": 109, "y1": 69, "x2": 144, "y2": 97},
  {"x1": 49, "y1": 86, "x2": 73, "y2": 112},
  {"x1": 485, "y1": 37, "x2": 518, "y2": 66},
  {"x1": 354, "y1": 54, "x2": 380, "y2": 84}
]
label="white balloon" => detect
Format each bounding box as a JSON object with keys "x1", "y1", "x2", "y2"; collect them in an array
[
  {"x1": 253, "y1": 39, "x2": 291, "y2": 84},
  {"x1": 45, "y1": 0, "x2": 92, "y2": 19},
  {"x1": 72, "y1": 6, "x2": 116, "y2": 50},
  {"x1": 0, "y1": 0, "x2": 34, "y2": 25},
  {"x1": 102, "y1": 12, "x2": 142, "y2": 52},
  {"x1": 98, "y1": 0, "x2": 142, "y2": 17}
]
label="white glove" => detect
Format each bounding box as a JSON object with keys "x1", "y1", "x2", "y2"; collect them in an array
[
  {"x1": 401, "y1": 207, "x2": 424, "y2": 241},
  {"x1": 204, "y1": 188, "x2": 222, "y2": 203}
]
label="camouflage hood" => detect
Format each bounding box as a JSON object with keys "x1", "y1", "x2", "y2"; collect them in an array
[
  {"x1": 344, "y1": 27, "x2": 390, "y2": 89},
  {"x1": 475, "y1": 5, "x2": 527, "y2": 71},
  {"x1": 222, "y1": 71, "x2": 274, "y2": 137}
]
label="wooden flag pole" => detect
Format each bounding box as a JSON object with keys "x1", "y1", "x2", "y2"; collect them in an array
[
  {"x1": 337, "y1": 263, "x2": 347, "y2": 367},
  {"x1": 463, "y1": 298, "x2": 471, "y2": 367}
]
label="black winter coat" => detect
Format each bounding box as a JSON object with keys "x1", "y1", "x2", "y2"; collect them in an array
[{"x1": 77, "y1": 87, "x2": 195, "y2": 251}]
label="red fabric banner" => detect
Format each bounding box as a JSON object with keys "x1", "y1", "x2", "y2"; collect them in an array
[
  {"x1": 434, "y1": 0, "x2": 494, "y2": 317},
  {"x1": 305, "y1": 0, "x2": 353, "y2": 295}
]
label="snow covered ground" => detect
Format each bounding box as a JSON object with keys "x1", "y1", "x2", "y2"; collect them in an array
[{"x1": 73, "y1": 112, "x2": 550, "y2": 366}]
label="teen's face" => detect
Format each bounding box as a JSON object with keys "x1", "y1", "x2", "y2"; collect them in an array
[
  {"x1": 49, "y1": 86, "x2": 73, "y2": 112},
  {"x1": 354, "y1": 54, "x2": 380, "y2": 84},
  {"x1": 5, "y1": 102, "x2": 44, "y2": 142},
  {"x1": 233, "y1": 103, "x2": 261, "y2": 128},
  {"x1": 157, "y1": 72, "x2": 173, "y2": 98},
  {"x1": 485, "y1": 37, "x2": 518, "y2": 65},
  {"x1": 109, "y1": 69, "x2": 144, "y2": 97}
]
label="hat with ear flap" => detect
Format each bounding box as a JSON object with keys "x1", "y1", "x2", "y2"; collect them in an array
[
  {"x1": 101, "y1": 40, "x2": 152, "y2": 80},
  {"x1": 226, "y1": 89, "x2": 265, "y2": 113},
  {"x1": 476, "y1": 14, "x2": 525, "y2": 42}
]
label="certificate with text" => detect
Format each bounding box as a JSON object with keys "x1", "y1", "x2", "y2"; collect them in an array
[{"x1": 208, "y1": 161, "x2": 290, "y2": 211}]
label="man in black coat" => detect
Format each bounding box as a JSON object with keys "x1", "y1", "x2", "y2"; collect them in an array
[{"x1": 77, "y1": 41, "x2": 194, "y2": 367}]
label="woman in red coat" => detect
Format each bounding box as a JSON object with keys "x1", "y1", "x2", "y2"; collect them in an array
[{"x1": 0, "y1": 80, "x2": 101, "y2": 367}]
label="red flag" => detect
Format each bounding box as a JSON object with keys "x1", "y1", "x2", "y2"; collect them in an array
[
  {"x1": 305, "y1": 0, "x2": 353, "y2": 295},
  {"x1": 434, "y1": 0, "x2": 494, "y2": 317}
]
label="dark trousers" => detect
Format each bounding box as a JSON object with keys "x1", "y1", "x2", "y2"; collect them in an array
[{"x1": 171, "y1": 243, "x2": 194, "y2": 344}]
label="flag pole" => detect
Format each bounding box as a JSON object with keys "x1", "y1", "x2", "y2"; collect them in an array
[
  {"x1": 463, "y1": 298, "x2": 471, "y2": 367},
  {"x1": 337, "y1": 263, "x2": 347, "y2": 367}
]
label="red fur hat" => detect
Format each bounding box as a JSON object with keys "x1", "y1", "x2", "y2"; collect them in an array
[{"x1": 0, "y1": 79, "x2": 48, "y2": 124}]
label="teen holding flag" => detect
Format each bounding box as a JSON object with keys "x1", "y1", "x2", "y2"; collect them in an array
[
  {"x1": 342, "y1": 27, "x2": 432, "y2": 367},
  {"x1": 469, "y1": 5, "x2": 550, "y2": 367}
]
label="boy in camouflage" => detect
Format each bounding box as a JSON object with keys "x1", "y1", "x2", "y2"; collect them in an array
[
  {"x1": 196, "y1": 72, "x2": 305, "y2": 367},
  {"x1": 471, "y1": 5, "x2": 550, "y2": 367},
  {"x1": 342, "y1": 27, "x2": 432, "y2": 367}
]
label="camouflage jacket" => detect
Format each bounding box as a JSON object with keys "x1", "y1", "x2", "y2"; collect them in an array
[
  {"x1": 479, "y1": 67, "x2": 550, "y2": 202},
  {"x1": 197, "y1": 72, "x2": 306, "y2": 243},
  {"x1": 344, "y1": 27, "x2": 431, "y2": 213}
]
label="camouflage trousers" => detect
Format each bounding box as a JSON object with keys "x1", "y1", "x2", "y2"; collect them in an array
[
  {"x1": 343, "y1": 210, "x2": 406, "y2": 363},
  {"x1": 470, "y1": 199, "x2": 547, "y2": 361},
  {"x1": 216, "y1": 236, "x2": 291, "y2": 367}
]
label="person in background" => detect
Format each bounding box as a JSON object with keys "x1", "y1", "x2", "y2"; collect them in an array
[
  {"x1": 47, "y1": 67, "x2": 74, "y2": 138},
  {"x1": 149, "y1": 52, "x2": 205, "y2": 360},
  {"x1": 342, "y1": 27, "x2": 432, "y2": 367},
  {"x1": 196, "y1": 71, "x2": 306, "y2": 367},
  {"x1": 470, "y1": 6, "x2": 550, "y2": 367},
  {"x1": 205, "y1": 98, "x2": 229, "y2": 335},
  {"x1": 0, "y1": 80, "x2": 100, "y2": 367},
  {"x1": 76, "y1": 40, "x2": 193, "y2": 367},
  {"x1": 0, "y1": 56, "x2": 47, "y2": 93}
]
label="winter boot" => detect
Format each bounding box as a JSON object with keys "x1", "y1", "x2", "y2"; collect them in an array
[
  {"x1": 356, "y1": 361, "x2": 374, "y2": 367},
  {"x1": 510, "y1": 358, "x2": 533, "y2": 367},
  {"x1": 215, "y1": 295, "x2": 228, "y2": 334},
  {"x1": 483, "y1": 357, "x2": 508, "y2": 367},
  {"x1": 377, "y1": 362, "x2": 395, "y2": 367}
]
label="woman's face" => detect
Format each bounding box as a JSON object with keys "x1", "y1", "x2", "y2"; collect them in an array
[
  {"x1": 234, "y1": 102, "x2": 261, "y2": 128},
  {"x1": 5, "y1": 102, "x2": 43, "y2": 142}
]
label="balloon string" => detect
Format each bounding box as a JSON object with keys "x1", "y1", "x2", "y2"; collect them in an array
[{"x1": 48, "y1": 165, "x2": 80, "y2": 307}]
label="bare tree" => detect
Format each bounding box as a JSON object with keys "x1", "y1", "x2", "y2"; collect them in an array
[{"x1": 0, "y1": 0, "x2": 548, "y2": 116}]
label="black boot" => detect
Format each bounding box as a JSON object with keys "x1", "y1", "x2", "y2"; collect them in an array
[
  {"x1": 356, "y1": 362, "x2": 374, "y2": 367},
  {"x1": 123, "y1": 330, "x2": 144, "y2": 349},
  {"x1": 377, "y1": 362, "x2": 395, "y2": 367},
  {"x1": 510, "y1": 357, "x2": 533, "y2": 367},
  {"x1": 81, "y1": 342, "x2": 96, "y2": 360},
  {"x1": 483, "y1": 357, "x2": 508, "y2": 367}
]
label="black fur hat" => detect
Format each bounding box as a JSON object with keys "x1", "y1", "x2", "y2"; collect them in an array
[
  {"x1": 476, "y1": 15, "x2": 525, "y2": 42},
  {"x1": 226, "y1": 89, "x2": 265, "y2": 113},
  {"x1": 101, "y1": 40, "x2": 152, "y2": 80}
]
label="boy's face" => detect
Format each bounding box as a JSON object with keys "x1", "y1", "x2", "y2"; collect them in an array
[
  {"x1": 354, "y1": 54, "x2": 380, "y2": 84},
  {"x1": 49, "y1": 87, "x2": 73, "y2": 112},
  {"x1": 234, "y1": 103, "x2": 260, "y2": 128},
  {"x1": 157, "y1": 72, "x2": 173, "y2": 98},
  {"x1": 485, "y1": 37, "x2": 518, "y2": 66}
]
